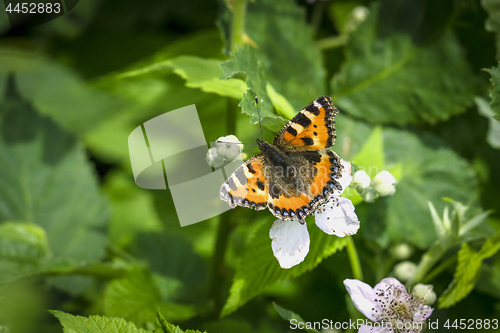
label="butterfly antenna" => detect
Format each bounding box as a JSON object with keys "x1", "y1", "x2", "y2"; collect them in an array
[{"x1": 255, "y1": 96, "x2": 264, "y2": 141}]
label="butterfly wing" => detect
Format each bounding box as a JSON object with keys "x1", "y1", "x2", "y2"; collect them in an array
[
  {"x1": 273, "y1": 96, "x2": 338, "y2": 150},
  {"x1": 267, "y1": 149, "x2": 344, "y2": 222},
  {"x1": 220, "y1": 155, "x2": 268, "y2": 210}
]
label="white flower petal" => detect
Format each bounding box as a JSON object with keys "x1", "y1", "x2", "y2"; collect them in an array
[
  {"x1": 374, "y1": 277, "x2": 405, "y2": 293},
  {"x1": 337, "y1": 159, "x2": 353, "y2": 195},
  {"x1": 314, "y1": 197, "x2": 360, "y2": 237},
  {"x1": 412, "y1": 284, "x2": 436, "y2": 305},
  {"x1": 343, "y1": 279, "x2": 380, "y2": 321},
  {"x1": 269, "y1": 219, "x2": 310, "y2": 269},
  {"x1": 358, "y1": 325, "x2": 393, "y2": 333}
]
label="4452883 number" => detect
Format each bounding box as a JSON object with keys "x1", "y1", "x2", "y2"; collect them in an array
[
  {"x1": 5, "y1": 2, "x2": 61, "y2": 14},
  {"x1": 444, "y1": 319, "x2": 498, "y2": 330}
]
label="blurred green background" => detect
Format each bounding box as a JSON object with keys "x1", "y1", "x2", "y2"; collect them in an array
[{"x1": 1, "y1": 0, "x2": 500, "y2": 332}]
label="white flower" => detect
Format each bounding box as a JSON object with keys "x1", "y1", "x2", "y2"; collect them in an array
[
  {"x1": 206, "y1": 135, "x2": 243, "y2": 167},
  {"x1": 270, "y1": 159, "x2": 360, "y2": 269},
  {"x1": 344, "y1": 278, "x2": 433, "y2": 333},
  {"x1": 412, "y1": 284, "x2": 436, "y2": 305},
  {"x1": 393, "y1": 261, "x2": 417, "y2": 282},
  {"x1": 372, "y1": 171, "x2": 397, "y2": 197}
]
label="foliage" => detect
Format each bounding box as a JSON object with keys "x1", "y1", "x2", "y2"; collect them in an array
[{"x1": 1, "y1": 0, "x2": 500, "y2": 332}]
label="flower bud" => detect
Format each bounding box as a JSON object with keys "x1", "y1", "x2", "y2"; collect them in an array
[
  {"x1": 206, "y1": 148, "x2": 225, "y2": 168},
  {"x1": 390, "y1": 243, "x2": 414, "y2": 260},
  {"x1": 413, "y1": 284, "x2": 437, "y2": 305},
  {"x1": 394, "y1": 261, "x2": 417, "y2": 282},
  {"x1": 372, "y1": 170, "x2": 397, "y2": 196},
  {"x1": 216, "y1": 135, "x2": 243, "y2": 161},
  {"x1": 351, "y1": 170, "x2": 371, "y2": 191}
]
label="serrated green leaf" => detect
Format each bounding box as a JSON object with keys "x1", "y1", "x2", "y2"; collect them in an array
[
  {"x1": 245, "y1": 0, "x2": 326, "y2": 108},
  {"x1": 155, "y1": 310, "x2": 205, "y2": 333},
  {"x1": 51, "y1": 310, "x2": 150, "y2": 333},
  {"x1": 273, "y1": 303, "x2": 320, "y2": 333},
  {"x1": 0, "y1": 76, "x2": 108, "y2": 291},
  {"x1": 221, "y1": 220, "x2": 348, "y2": 316},
  {"x1": 438, "y1": 233, "x2": 500, "y2": 308},
  {"x1": 167, "y1": 56, "x2": 247, "y2": 99},
  {"x1": 220, "y1": 44, "x2": 283, "y2": 131},
  {"x1": 219, "y1": 0, "x2": 326, "y2": 131},
  {"x1": 486, "y1": 64, "x2": 500, "y2": 121},
  {"x1": 0, "y1": 222, "x2": 49, "y2": 283},
  {"x1": 331, "y1": 3, "x2": 476, "y2": 124}
]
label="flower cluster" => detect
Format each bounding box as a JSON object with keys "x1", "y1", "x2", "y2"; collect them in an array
[{"x1": 351, "y1": 170, "x2": 398, "y2": 203}]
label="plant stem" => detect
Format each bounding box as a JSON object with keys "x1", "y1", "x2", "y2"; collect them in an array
[
  {"x1": 346, "y1": 236, "x2": 363, "y2": 281},
  {"x1": 406, "y1": 243, "x2": 446, "y2": 288},
  {"x1": 316, "y1": 34, "x2": 348, "y2": 50},
  {"x1": 230, "y1": 0, "x2": 247, "y2": 52},
  {"x1": 208, "y1": 98, "x2": 238, "y2": 315}
]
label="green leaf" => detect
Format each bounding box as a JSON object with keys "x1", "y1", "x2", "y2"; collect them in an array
[
  {"x1": 105, "y1": 268, "x2": 161, "y2": 327},
  {"x1": 273, "y1": 303, "x2": 320, "y2": 333},
  {"x1": 221, "y1": 45, "x2": 285, "y2": 132},
  {"x1": 0, "y1": 76, "x2": 108, "y2": 284},
  {"x1": 0, "y1": 222, "x2": 49, "y2": 283},
  {"x1": 0, "y1": 48, "x2": 124, "y2": 135},
  {"x1": 167, "y1": 56, "x2": 247, "y2": 99},
  {"x1": 50, "y1": 310, "x2": 150, "y2": 333},
  {"x1": 476, "y1": 97, "x2": 500, "y2": 149},
  {"x1": 102, "y1": 171, "x2": 163, "y2": 248},
  {"x1": 155, "y1": 310, "x2": 205, "y2": 333},
  {"x1": 221, "y1": 220, "x2": 348, "y2": 316},
  {"x1": 486, "y1": 64, "x2": 500, "y2": 121},
  {"x1": 438, "y1": 232, "x2": 500, "y2": 308},
  {"x1": 482, "y1": 0, "x2": 500, "y2": 60},
  {"x1": 105, "y1": 268, "x2": 197, "y2": 327},
  {"x1": 245, "y1": 0, "x2": 326, "y2": 109},
  {"x1": 331, "y1": 3, "x2": 476, "y2": 124},
  {"x1": 351, "y1": 126, "x2": 385, "y2": 170},
  {"x1": 219, "y1": 0, "x2": 326, "y2": 131}
]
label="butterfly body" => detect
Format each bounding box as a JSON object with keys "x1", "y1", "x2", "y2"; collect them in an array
[{"x1": 220, "y1": 97, "x2": 344, "y2": 223}]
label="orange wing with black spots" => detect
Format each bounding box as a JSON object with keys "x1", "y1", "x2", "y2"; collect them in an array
[
  {"x1": 220, "y1": 155, "x2": 268, "y2": 211},
  {"x1": 274, "y1": 96, "x2": 338, "y2": 150},
  {"x1": 267, "y1": 149, "x2": 343, "y2": 222}
]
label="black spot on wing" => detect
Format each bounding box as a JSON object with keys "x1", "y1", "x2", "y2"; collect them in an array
[
  {"x1": 246, "y1": 163, "x2": 256, "y2": 174},
  {"x1": 256, "y1": 178, "x2": 265, "y2": 191},
  {"x1": 301, "y1": 137, "x2": 314, "y2": 146},
  {"x1": 293, "y1": 112, "x2": 312, "y2": 128},
  {"x1": 286, "y1": 126, "x2": 298, "y2": 136},
  {"x1": 305, "y1": 104, "x2": 321, "y2": 116}
]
